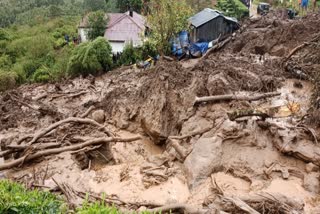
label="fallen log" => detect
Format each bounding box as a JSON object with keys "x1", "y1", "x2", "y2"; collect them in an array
[
  {"x1": 194, "y1": 92, "x2": 281, "y2": 105},
  {"x1": 146, "y1": 203, "x2": 208, "y2": 214},
  {"x1": 282, "y1": 33, "x2": 320, "y2": 63},
  {"x1": 222, "y1": 196, "x2": 260, "y2": 214},
  {"x1": 27, "y1": 117, "x2": 113, "y2": 145},
  {"x1": 0, "y1": 136, "x2": 141, "y2": 171},
  {"x1": 202, "y1": 36, "x2": 230, "y2": 60},
  {"x1": 227, "y1": 109, "x2": 270, "y2": 121}
]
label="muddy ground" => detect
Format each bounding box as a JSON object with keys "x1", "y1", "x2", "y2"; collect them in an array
[{"x1": 1, "y1": 12, "x2": 320, "y2": 213}]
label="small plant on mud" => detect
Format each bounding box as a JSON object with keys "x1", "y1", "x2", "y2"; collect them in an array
[{"x1": 0, "y1": 179, "x2": 65, "y2": 213}]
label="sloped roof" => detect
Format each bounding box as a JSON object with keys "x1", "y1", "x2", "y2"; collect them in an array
[
  {"x1": 78, "y1": 11, "x2": 145, "y2": 29},
  {"x1": 189, "y1": 8, "x2": 238, "y2": 28}
]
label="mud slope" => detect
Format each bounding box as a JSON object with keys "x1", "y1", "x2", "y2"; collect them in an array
[{"x1": 1, "y1": 13, "x2": 320, "y2": 214}]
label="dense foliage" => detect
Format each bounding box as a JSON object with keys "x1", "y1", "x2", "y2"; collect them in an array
[
  {"x1": 216, "y1": 0, "x2": 249, "y2": 19},
  {"x1": 67, "y1": 37, "x2": 113, "y2": 76},
  {"x1": 87, "y1": 10, "x2": 108, "y2": 40},
  {"x1": 147, "y1": 0, "x2": 193, "y2": 54},
  {"x1": 0, "y1": 180, "x2": 64, "y2": 213},
  {"x1": 0, "y1": 180, "x2": 156, "y2": 213}
]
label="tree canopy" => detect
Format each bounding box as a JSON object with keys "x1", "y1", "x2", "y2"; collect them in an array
[
  {"x1": 147, "y1": 0, "x2": 193, "y2": 54},
  {"x1": 87, "y1": 10, "x2": 108, "y2": 40}
]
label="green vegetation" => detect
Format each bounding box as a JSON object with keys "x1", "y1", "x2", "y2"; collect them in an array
[
  {"x1": 67, "y1": 37, "x2": 113, "y2": 76},
  {"x1": 216, "y1": 0, "x2": 249, "y2": 19},
  {"x1": 147, "y1": 0, "x2": 193, "y2": 54},
  {"x1": 0, "y1": 180, "x2": 156, "y2": 214},
  {"x1": 0, "y1": 179, "x2": 65, "y2": 213},
  {"x1": 87, "y1": 11, "x2": 108, "y2": 40}
]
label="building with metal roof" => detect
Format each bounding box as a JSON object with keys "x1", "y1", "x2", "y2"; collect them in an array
[{"x1": 189, "y1": 8, "x2": 239, "y2": 43}]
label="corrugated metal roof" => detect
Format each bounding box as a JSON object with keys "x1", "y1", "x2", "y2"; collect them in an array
[
  {"x1": 189, "y1": 8, "x2": 238, "y2": 28},
  {"x1": 189, "y1": 8, "x2": 221, "y2": 28}
]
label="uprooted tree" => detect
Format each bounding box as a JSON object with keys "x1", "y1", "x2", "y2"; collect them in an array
[{"x1": 147, "y1": 0, "x2": 193, "y2": 55}]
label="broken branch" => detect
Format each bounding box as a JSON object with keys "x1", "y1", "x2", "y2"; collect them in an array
[
  {"x1": 0, "y1": 136, "x2": 141, "y2": 171},
  {"x1": 194, "y1": 92, "x2": 281, "y2": 105},
  {"x1": 27, "y1": 117, "x2": 113, "y2": 145}
]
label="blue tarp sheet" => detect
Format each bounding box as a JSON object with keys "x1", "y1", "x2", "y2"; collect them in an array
[
  {"x1": 171, "y1": 31, "x2": 209, "y2": 57},
  {"x1": 190, "y1": 42, "x2": 209, "y2": 55}
]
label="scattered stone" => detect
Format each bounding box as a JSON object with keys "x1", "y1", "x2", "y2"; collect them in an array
[
  {"x1": 303, "y1": 173, "x2": 320, "y2": 194},
  {"x1": 92, "y1": 110, "x2": 105, "y2": 124},
  {"x1": 184, "y1": 137, "x2": 222, "y2": 189}
]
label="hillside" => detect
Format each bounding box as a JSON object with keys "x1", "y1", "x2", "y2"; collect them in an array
[{"x1": 1, "y1": 11, "x2": 320, "y2": 213}]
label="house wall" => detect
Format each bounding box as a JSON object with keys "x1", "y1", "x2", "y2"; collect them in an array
[
  {"x1": 110, "y1": 41, "x2": 125, "y2": 53},
  {"x1": 78, "y1": 28, "x2": 89, "y2": 42},
  {"x1": 195, "y1": 16, "x2": 234, "y2": 42},
  {"x1": 104, "y1": 16, "x2": 144, "y2": 46}
]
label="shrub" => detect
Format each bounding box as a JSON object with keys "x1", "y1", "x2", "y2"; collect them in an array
[
  {"x1": 22, "y1": 60, "x2": 41, "y2": 78},
  {"x1": 119, "y1": 42, "x2": 142, "y2": 65},
  {"x1": 0, "y1": 180, "x2": 64, "y2": 213},
  {"x1": 140, "y1": 40, "x2": 158, "y2": 59},
  {"x1": 32, "y1": 66, "x2": 51, "y2": 83},
  {"x1": 67, "y1": 37, "x2": 113, "y2": 76},
  {"x1": 0, "y1": 71, "x2": 17, "y2": 91},
  {"x1": 0, "y1": 54, "x2": 13, "y2": 70},
  {"x1": 77, "y1": 200, "x2": 120, "y2": 214}
]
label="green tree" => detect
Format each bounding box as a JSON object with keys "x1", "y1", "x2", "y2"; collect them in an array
[
  {"x1": 117, "y1": 0, "x2": 144, "y2": 13},
  {"x1": 87, "y1": 10, "x2": 108, "y2": 40},
  {"x1": 83, "y1": 0, "x2": 107, "y2": 12},
  {"x1": 147, "y1": 0, "x2": 193, "y2": 54},
  {"x1": 67, "y1": 37, "x2": 113, "y2": 76}
]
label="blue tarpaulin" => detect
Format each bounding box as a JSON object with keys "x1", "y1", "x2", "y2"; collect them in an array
[
  {"x1": 190, "y1": 42, "x2": 209, "y2": 55},
  {"x1": 171, "y1": 31, "x2": 209, "y2": 58}
]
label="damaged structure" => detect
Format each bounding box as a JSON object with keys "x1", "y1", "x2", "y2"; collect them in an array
[{"x1": 189, "y1": 8, "x2": 239, "y2": 42}]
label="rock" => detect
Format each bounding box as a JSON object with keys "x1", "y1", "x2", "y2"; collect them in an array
[
  {"x1": 206, "y1": 73, "x2": 231, "y2": 96},
  {"x1": 92, "y1": 110, "x2": 105, "y2": 124},
  {"x1": 184, "y1": 137, "x2": 223, "y2": 189},
  {"x1": 303, "y1": 173, "x2": 320, "y2": 194},
  {"x1": 306, "y1": 163, "x2": 319, "y2": 173},
  {"x1": 270, "y1": 45, "x2": 286, "y2": 57}
]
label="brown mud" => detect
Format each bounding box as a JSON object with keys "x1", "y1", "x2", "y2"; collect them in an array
[{"x1": 1, "y1": 12, "x2": 320, "y2": 213}]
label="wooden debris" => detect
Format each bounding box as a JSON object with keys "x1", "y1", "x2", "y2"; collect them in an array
[
  {"x1": 0, "y1": 136, "x2": 141, "y2": 171},
  {"x1": 194, "y1": 92, "x2": 281, "y2": 105}
]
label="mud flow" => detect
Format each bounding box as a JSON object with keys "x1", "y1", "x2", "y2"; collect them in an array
[{"x1": 1, "y1": 12, "x2": 320, "y2": 214}]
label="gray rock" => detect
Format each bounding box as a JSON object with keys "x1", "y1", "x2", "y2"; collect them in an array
[
  {"x1": 303, "y1": 173, "x2": 320, "y2": 194},
  {"x1": 92, "y1": 110, "x2": 105, "y2": 124},
  {"x1": 184, "y1": 137, "x2": 222, "y2": 189}
]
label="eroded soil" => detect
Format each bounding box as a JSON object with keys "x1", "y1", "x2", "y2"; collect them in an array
[{"x1": 1, "y1": 12, "x2": 320, "y2": 214}]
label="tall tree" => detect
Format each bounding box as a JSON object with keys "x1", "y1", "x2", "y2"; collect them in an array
[
  {"x1": 87, "y1": 10, "x2": 108, "y2": 40},
  {"x1": 117, "y1": 0, "x2": 143, "y2": 13},
  {"x1": 147, "y1": 0, "x2": 193, "y2": 54},
  {"x1": 83, "y1": 0, "x2": 107, "y2": 12}
]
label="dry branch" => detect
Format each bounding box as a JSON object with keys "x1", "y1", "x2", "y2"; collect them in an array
[
  {"x1": 169, "y1": 125, "x2": 213, "y2": 140},
  {"x1": 0, "y1": 136, "x2": 141, "y2": 171},
  {"x1": 194, "y1": 92, "x2": 281, "y2": 105},
  {"x1": 223, "y1": 196, "x2": 260, "y2": 214},
  {"x1": 146, "y1": 203, "x2": 208, "y2": 214},
  {"x1": 27, "y1": 117, "x2": 113, "y2": 145},
  {"x1": 80, "y1": 106, "x2": 96, "y2": 118},
  {"x1": 227, "y1": 109, "x2": 270, "y2": 121},
  {"x1": 202, "y1": 36, "x2": 230, "y2": 60}
]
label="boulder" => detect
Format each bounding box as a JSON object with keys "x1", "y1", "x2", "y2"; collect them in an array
[
  {"x1": 92, "y1": 110, "x2": 105, "y2": 124},
  {"x1": 206, "y1": 73, "x2": 231, "y2": 96},
  {"x1": 184, "y1": 137, "x2": 222, "y2": 189}
]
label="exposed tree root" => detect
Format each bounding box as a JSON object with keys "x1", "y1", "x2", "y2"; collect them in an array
[
  {"x1": 194, "y1": 92, "x2": 281, "y2": 105},
  {"x1": 26, "y1": 117, "x2": 113, "y2": 145},
  {"x1": 0, "y1": 136, "x2": 141, "y2": 171}
]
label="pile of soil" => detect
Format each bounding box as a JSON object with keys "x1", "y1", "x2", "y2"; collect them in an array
[{"x1": 1, "y1": 11, "x2": 320, "y2": 214}]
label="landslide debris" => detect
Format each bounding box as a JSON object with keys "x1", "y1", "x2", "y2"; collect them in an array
[{"x1": 0, "y1": 12, "x2": 320, "y2": 213}]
